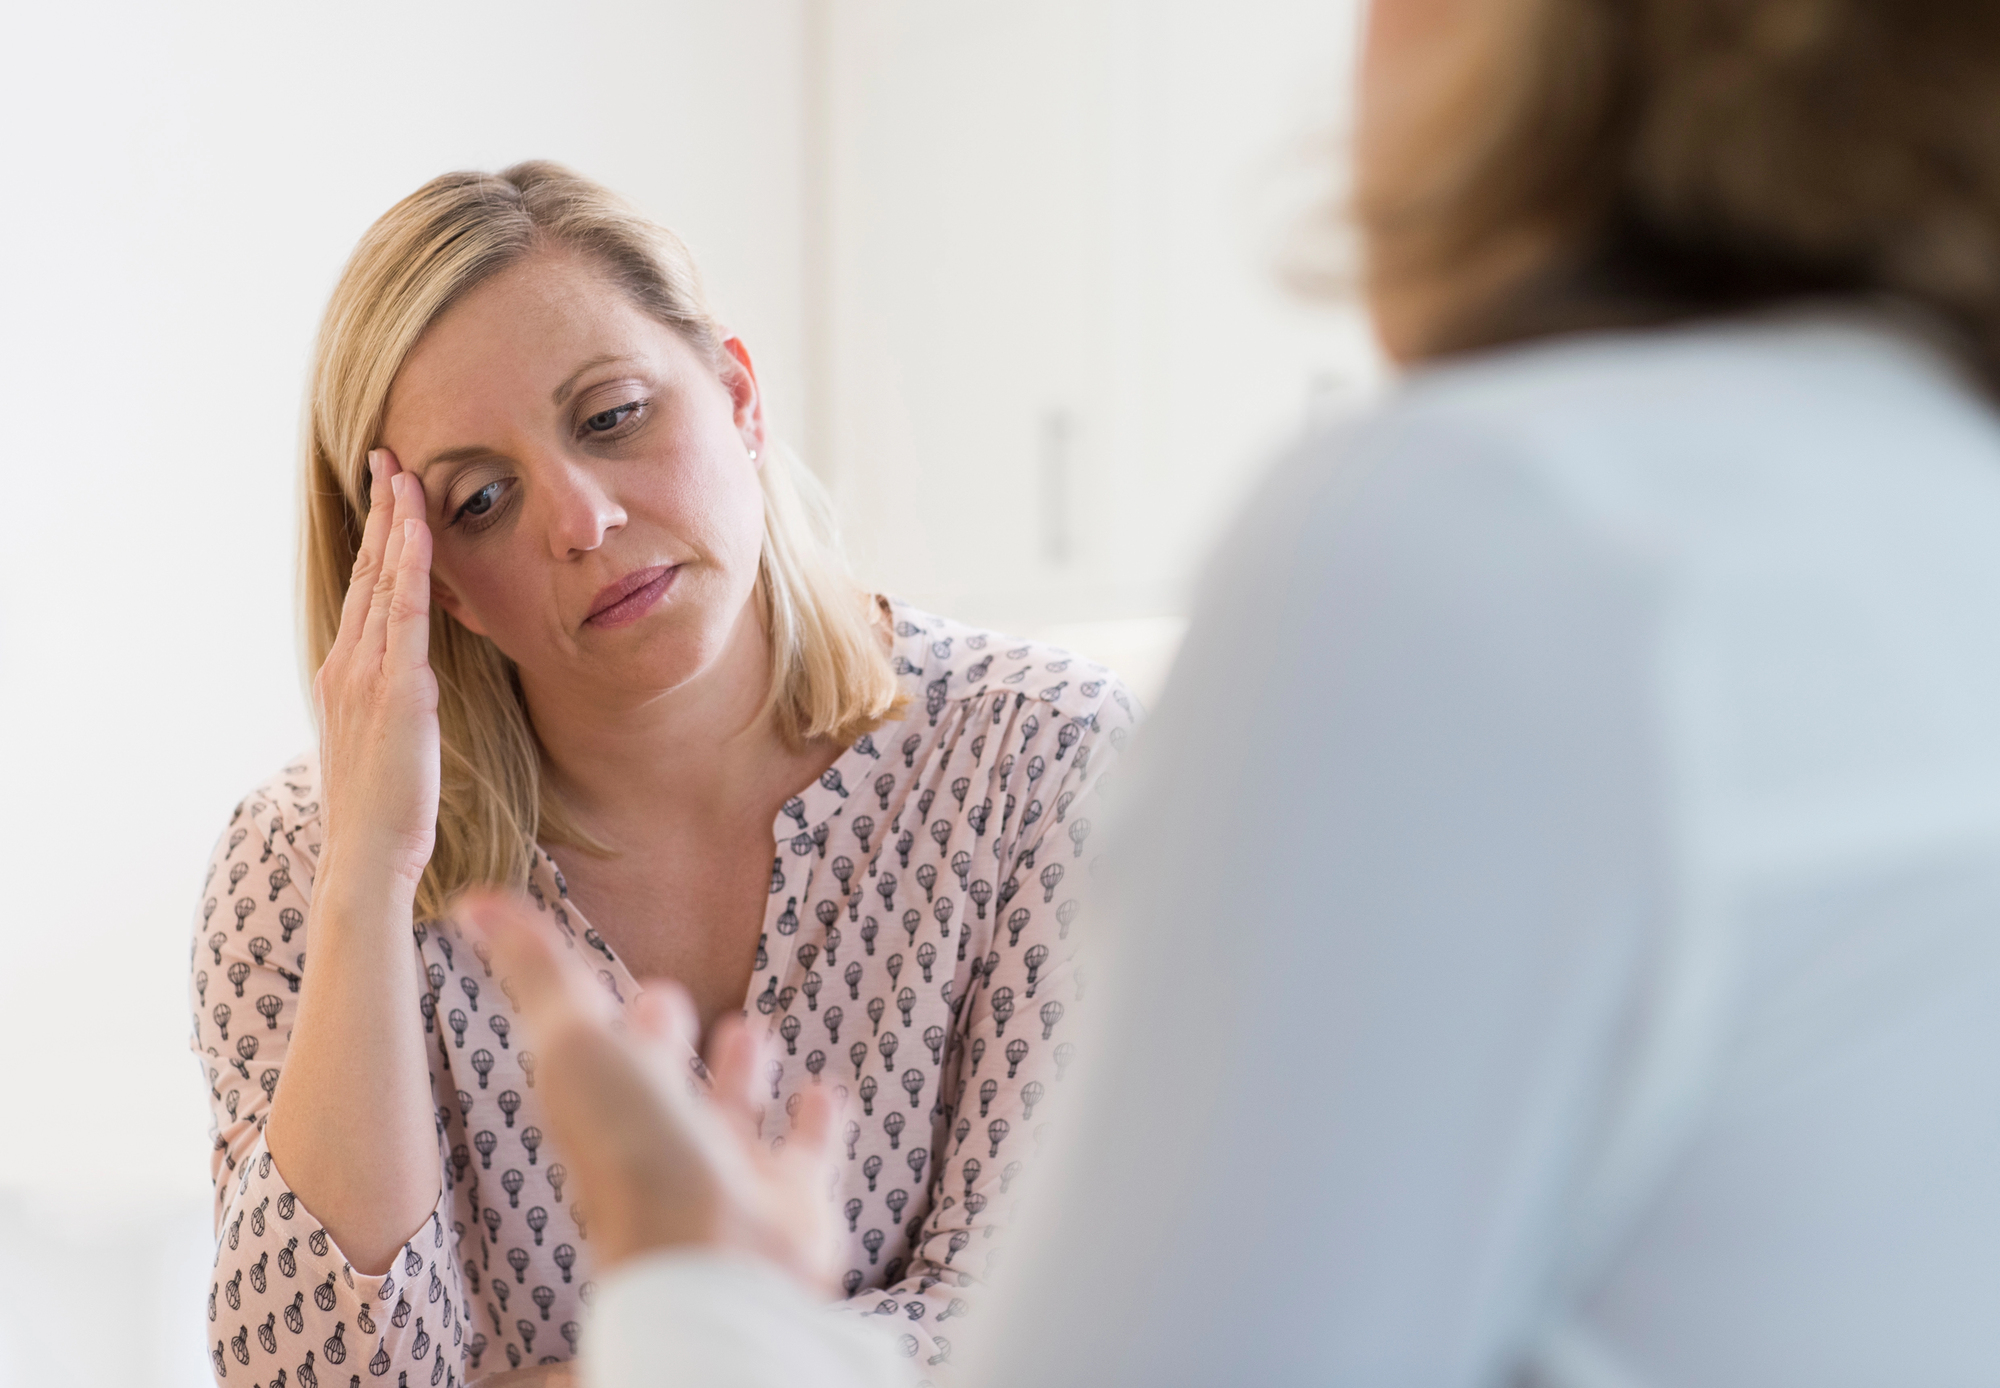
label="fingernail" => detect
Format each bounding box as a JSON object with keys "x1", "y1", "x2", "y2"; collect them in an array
[
  {"x1": 404, "y1": 519, "x2": 419, "y2": 543},
  {"x1": 367, "y1": 450, "x2": 384, "y2": 484}
]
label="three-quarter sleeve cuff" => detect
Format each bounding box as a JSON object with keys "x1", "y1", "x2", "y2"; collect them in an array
[{"x1": 209, "y1": 1130, "x2": 465, "y2": 1384}]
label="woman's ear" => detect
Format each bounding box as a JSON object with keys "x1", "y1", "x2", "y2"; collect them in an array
[{"x1": 720, "y1": 336, "x2": 767, "y2": 464}]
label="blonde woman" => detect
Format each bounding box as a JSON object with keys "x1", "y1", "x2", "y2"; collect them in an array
[{"x1": 189, "y1": 162, "x2": 1133, "y2": 1387}]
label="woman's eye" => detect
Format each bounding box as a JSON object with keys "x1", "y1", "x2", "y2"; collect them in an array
[
  {"x1": 455, "y1": 480, "x2": 504, "y2": 522},
  {"x1": 583, "y1": 402, "x2": 641, "y2": 434}
]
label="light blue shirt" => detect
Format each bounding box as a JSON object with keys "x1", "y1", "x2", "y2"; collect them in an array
[{"x1": 589, "y1": 310, "x2": 2000, "y2": 1388}]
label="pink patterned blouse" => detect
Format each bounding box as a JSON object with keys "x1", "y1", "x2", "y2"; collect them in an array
[{"x1": 189, "y1": 603, "x2": 1135, "y2": 1387}]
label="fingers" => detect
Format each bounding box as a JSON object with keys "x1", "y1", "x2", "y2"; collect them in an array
[
  {"x1": 384, "y1": 513, "x2": 433, "y2": 675},
  {"x1": 628, "y1": 983, "x2": 717, "y2": 1115},
  {"x1": 702, "y1": 1014, "x2": 767, "y2": 1142},
  {"x1": 461, "y1": 891, "x2": 568, "y2": 1022},
  {"x1": 330, "y1": 450, "x2": 401, "y2": 662},
  {"x1": 704, "y1": 1015, "x2": 757, "y2": 1106},
  {"x1": 630, "y1": 982, "x2": 703, "y2": 1066},
  {"x1": 358, "y1": 470, "x2": 425, "y2": 659},
  {"x1": 788, "y1": 1083, "x2": 838, "y2": 1158}
]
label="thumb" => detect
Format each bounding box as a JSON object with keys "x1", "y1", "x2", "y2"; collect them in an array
[
  {"x1": 459, "y1": 889, "x2": 575, "y2": 1026},
  {"x1": 788, "y1": 1083, "x2": 840, "y2": 1163}
]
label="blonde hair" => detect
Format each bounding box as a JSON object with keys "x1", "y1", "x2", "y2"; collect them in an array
[
  {"x1": 1349, "y1": 0, "x2": 2000, "y2": 382},
  {"x1": 301, "y1": 161, "x2": 901, "y2": 918}
]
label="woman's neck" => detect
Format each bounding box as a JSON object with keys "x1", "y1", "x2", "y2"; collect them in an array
[{"x1": 523, "y1": 600, "x2": 834, "y2": 845}]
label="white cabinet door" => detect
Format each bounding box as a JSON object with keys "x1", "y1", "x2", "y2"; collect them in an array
[{"x1": 804, "y1": 0, "x2": 1381, "y2": 639}]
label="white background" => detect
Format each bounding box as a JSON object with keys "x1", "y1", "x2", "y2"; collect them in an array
[{"x1": 0, "y1": 2, "x2": 1373, "y2": 1382}]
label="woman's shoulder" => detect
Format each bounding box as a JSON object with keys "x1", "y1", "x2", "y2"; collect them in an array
[
  {"x1": 209, "y1": 751, "x2": 325, "y2": 869},
  {"x1": 879, "y1": 600, "x2": 1142, "y2": 739},
  {"x1": 1377, "y1": 308, "x2": 2000, "y2": 474}
]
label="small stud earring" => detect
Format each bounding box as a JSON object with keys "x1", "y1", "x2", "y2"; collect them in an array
[{"x1": 748, "y1": 447, "x2": 759, "y2": 461}]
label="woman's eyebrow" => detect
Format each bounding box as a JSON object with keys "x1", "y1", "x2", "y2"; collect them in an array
[
  {"x1": 409, "y1": 355, "x2": 646, "y2": 479},
  {"x1": 552, "y1": 353, "x2": 640, "y2": 406},
  {"x1": 412, "y1": 444, "x2": 497, "y2": 483}
]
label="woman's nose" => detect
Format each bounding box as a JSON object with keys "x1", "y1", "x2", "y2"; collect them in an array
[{"x1": 539, "y1": 459, "x2": 627, "y2": 558}]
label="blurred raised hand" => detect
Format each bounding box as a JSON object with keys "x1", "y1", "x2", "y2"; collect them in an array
[{"x1": 462, "y1": 890, "x2": 845, "y2": 1292}]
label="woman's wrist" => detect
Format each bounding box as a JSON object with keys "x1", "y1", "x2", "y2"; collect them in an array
[{"x1": 311, "y1": 839, "x2": 423, "y2": 930}]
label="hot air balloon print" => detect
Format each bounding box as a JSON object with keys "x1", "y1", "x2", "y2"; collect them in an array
[
  {"x1": 1005, "y1": 909, "x2": 1031, "y2": 948},
  {"x1": 1023, "y1": 944, "x2": 1049, "y2": 996}
]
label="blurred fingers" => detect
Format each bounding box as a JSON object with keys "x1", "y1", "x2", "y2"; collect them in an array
[
  {"x1": 460, "y1": 890, "x2": 582, "y2": 1027},
  {"x1": 702, "y1": 1014, "x2": 766, "y2": 1140},
  {"x1": 788, "y1": 1083, "x2": 838, "y2": 1159},
  {"x1": 630, "y1": 979, "x2": 699, "y2": 1048}
]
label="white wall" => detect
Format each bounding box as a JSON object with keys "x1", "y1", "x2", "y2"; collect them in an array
[
  {"x1": 0, "y1": 0, "x2": 811, "y2": 1201},
  {"x1": 0, "y1": 3, "x2": 1369, "y2": 1382},
  {"x1": 0, "y1": 5, "x2": 813, "y2": 1381}
]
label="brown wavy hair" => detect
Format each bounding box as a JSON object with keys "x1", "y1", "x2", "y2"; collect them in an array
[
  {"x1": 1356, "y1": 0, "x2": 2000, "y2": 379},
  {"x1": 301, "y1": 162, "x2": 902, "y2": 919}
]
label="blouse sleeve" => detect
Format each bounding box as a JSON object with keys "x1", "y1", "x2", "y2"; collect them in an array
[
  {"x1": 838, "y1": 679, "x2": 1140, "y2": 1383},
  {"x1": 190, "y1": 768, "x2": 472, "y2": 1388}
]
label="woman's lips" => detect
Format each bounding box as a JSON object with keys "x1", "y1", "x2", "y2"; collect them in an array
[{"x1": 585, "y1": 564, "x2": 678, "y2": 629}]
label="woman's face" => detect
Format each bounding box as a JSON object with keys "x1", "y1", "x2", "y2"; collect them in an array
[{"x1": 379, "y1": 251, "x2": 768, "y2": 709}]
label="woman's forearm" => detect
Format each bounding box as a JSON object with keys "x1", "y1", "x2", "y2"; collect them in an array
[
  {"x1": 263, "y1": 455, "x2": 447, "y2": 1278},
  {"x1": 264, "y1": 851, "x2": 441, "y2": 1277}
]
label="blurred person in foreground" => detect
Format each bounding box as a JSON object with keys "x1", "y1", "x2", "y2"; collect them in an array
[{"x1": 469, "y1": 0, "x2": 2000, "y2": 1383}]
